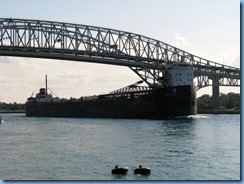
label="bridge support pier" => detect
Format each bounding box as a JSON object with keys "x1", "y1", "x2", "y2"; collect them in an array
[{"x1": 212, "y1": 77, "x2": 220, "y2": 110}]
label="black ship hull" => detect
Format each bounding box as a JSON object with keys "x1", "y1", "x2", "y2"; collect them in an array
[{"x1": 25, "y1": 85, "x2": 197, "y2": 119}]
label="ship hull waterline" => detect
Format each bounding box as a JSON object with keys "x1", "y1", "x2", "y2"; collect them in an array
[{"x1": 25, "y1": 85, "x2": 197, "y2": 119}]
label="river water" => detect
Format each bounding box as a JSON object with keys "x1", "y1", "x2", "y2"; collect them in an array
[{"x1": 0, "y1": 113, "x2": 240, "y2": 181}]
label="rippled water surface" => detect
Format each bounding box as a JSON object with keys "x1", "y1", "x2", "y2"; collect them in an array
[{"x1": 0, "y1": 113, "x2": 240, "y2": 180}]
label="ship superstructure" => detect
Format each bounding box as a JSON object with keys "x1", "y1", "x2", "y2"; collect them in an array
[{"x1": 27, "y1": 76, "x2": 61, "y2": 103}]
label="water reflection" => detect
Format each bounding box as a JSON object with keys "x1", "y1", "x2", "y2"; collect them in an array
[
  {"x1": 111, "y1": 173, "x2": 127, "y2": 180},
  {"x1": 159, "y1": 116, "x2": 197, "y2": 139},
  {"x1": 133, "y1": 173, "x2": 151, "y2": 180},
  {"x1": 156, "y1": 116, "x2": 199, "y2": 166}
]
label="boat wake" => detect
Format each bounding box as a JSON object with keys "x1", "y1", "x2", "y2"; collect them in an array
[
  {"x1": 187, "y1": 114, "x2": 209, "y2": 119},
  {"x1": 164, "y1": 114, "x2": 209, "y2": 120}
]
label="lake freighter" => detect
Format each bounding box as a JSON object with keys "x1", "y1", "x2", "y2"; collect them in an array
[{"x1": 25, "y1": 63, "x2": 197, "y2": 119}]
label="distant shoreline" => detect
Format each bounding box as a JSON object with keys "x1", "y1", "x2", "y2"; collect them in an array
[
  {"x1": 198, "y1": 109, "x2": 240, "y2": 114},
  {"x1": 0, "y1": 110, "x2": 240, "y2": 114},
  {"x1": 0, "y1": 110, "x2": 25, "y2": 113}
]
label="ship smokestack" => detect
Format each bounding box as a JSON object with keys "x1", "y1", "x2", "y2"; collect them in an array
[{"x1": 45, "y1": 75, "x2": 47, "y2": 95}]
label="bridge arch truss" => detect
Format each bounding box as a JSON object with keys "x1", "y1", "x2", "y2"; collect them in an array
[{"x1": 0, "y1": 18, "x2": 240, "y2": 89}]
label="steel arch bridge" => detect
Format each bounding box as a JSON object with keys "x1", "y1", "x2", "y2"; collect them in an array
[{"x1": 0, "y1": 18, "x2": 240, "y2": 108}]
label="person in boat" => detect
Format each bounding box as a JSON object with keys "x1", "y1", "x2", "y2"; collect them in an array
[
  {"x1": 112, "y1": 165, "x2": 128, "y2": 174},
  {"x1": 134, "y1": 165, "x2": 151, "y2": 175}
]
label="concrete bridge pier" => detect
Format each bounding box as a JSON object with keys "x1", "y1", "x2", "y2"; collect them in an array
[{"x1": 212, "y1": 77, "x2": 220, "y2": 110}]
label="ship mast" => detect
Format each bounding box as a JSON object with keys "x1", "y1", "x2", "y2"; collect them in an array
[{"x1": 45, "y1": 75, "x2": 48, "y2": 95}]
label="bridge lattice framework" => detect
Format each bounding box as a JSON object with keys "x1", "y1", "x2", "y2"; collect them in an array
[{"x1": 0, "y1": 18, "x2": 240, "y2": 108}]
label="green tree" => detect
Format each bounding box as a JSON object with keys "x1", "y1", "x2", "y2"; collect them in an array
[
  {"x1": 197, "y1": 94, "x2": 212, "y2": 109},
  {"x1": 198, "y1": 92, "x2": 240, "y2": 110}
]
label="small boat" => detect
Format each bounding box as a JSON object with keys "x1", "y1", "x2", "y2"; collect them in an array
[
  {"x1": 134, "y1": 165, "x2": 151, "y2": 175},
  {"x1": 0, "y1": 116, "x2": 2, "y2": 124},
  {"x1": 111, "y1": 165, "x2": 128, "y2": 174}
]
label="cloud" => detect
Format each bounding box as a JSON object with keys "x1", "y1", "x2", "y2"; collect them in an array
[
  {"x1": 172, "y1": 33, "x2": 189, "y2": 49},
  {"x1": 231, "y1": 55, "x2": 240, "y2": 68},
  {"x1": 222, "y1": 49, "x2": 240, "y2": 68},
  {"x1": 0, "y1": 56, "x2": 13, "y2": 64},
  {"x1": 50, "y1": 66, "x2": 139, "y2": 98},
  {"x1": 0, "y1": 56, "x2": 46, "y2": 71},
  {"x1": 171, "y1": 35, "x2": 240, "y2": 69},
  {"x1": 206, "y1": 48, "x2": 240, "y2": 68}
]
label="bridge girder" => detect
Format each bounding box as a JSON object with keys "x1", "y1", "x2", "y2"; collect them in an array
[
  {"x1": 196, "y1": 75, "x2": 240, "y2": 90},
  {"x1": 0, "y1": 18, "x2": 240, "y2": 89}
]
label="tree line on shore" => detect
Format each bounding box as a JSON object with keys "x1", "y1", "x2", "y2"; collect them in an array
[
  {"x1": 0, "y1": 102, "x2": 25, "y2": 111},
  {"x1": 197, "y1": 92, "x2": 240, "y2": 110},
  {"x1": 0, "y1": 92, "x2": 240, "y2": 111}
]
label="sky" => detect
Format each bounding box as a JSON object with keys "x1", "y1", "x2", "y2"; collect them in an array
[{"x1": 0, "y1": 0, "x2": 240, "y2": 103}]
